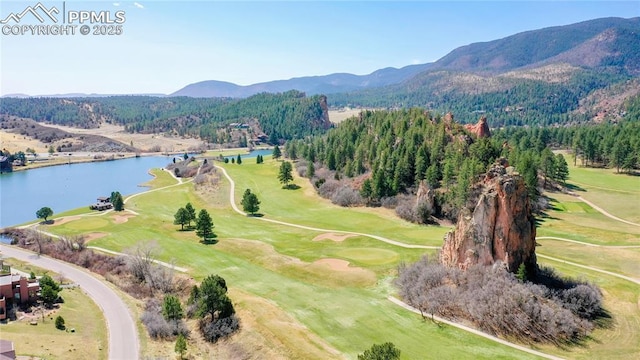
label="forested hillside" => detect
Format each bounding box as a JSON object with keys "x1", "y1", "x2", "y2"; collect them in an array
[
  {"x1": 289, "y1": 99, "x2": 639, "y2": 221},
  {"x1": 330, "y1": 68, "x2": 633, "y2": 127},
  {"x1": 0, "y1": 91, "x2": 331, "y2": 143}
]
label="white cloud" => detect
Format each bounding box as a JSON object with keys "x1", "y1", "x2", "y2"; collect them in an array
[
  {"x1": 411, "y1": 59, "x2": 422, "y2": 65},
  {"x1": 133, "y1": 2, "x2": 144, "y2": 9},
  {"x1": 113, "y1": 2, "x2": 120, "y2": 6}
]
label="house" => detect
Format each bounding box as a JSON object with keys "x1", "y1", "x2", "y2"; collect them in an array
[
  {"x1": 0, "y1": 261, "x2": 40, "y2": 321},
  {"x1": 0, "y1": 340, "x2": 16, "y2": 360},
  {"x1": 90, "y1": 196, "x2": 113, "y2": 211}
]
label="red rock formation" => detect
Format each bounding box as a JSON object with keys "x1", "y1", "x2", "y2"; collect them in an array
[
  {"x1": 440, "y1": 161, "x2": 537, "y2": 274},
  {"x1": 318, "y1": 95, "x2": 332, "y2": 129},
  {"x1": 464, "y1": 116, "x2": 491, "y2": 138}
]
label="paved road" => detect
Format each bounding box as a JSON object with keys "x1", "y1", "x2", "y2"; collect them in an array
[{"x1": 0, "y1": 245, "x2": 139, "y2": 360}]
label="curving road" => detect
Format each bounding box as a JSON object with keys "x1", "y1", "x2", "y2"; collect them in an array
[{"x1": 0, "y1": 245, "x2": 139, "y2": 360}]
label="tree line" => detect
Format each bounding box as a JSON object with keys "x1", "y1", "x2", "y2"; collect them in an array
[
  {"x1": 289, "y1": 109, "x2": 565, "y2": 220},
  {"x1": 328, "y1": 68, "x2": 630, "y2": 128},
  {"x1": 286, "y1": 102, "x2": 637, "y2": 221},
  {"x1": 0, "y1": 91, "x2": 331, "y2": 144}
]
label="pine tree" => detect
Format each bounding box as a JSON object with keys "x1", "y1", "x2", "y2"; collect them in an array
[
  {"x1": 111, "y1": 191, "x2": 124, "y2": 211},
  {"x1": 278, "y1": 161, "x2": 294, "y2": 187},
  {"x1": 174, "y1": 208, "x2": 189, "y2": 230},
  {"x1": 195, "y1": 209, "x2": 215, "y2": 241},
  {"x1": 236, "y1": 154, "x2": 242, "y2": 164},
  {"x1": 241, "y1": 189, "x2": 261, "y2": 215},
  {"x1": 175, "y1": 334, "x2": 187, "y2": 359},
  {"x1": 184, "y1": 203, "x2": 196, "y2": 227},
  {"x1": 554, "y1": 154, "x2": 569, "y2": 184},
  {"x1": 273, "y1": 145, "x2": 282, "y2": 160},
  {"x1": 307, "y1": 161, "x2": 315, "y2": 178}
]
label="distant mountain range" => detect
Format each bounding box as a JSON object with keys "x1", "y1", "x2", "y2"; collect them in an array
[
  {"x1": 171, "y1": 17, "x2": 639, "y2": 98},
  {"x1": 4, "y1": 16, "x2": 638, "y2": 115},
  {"x1": 170, "y1": 64, "x2": 432, "y2": 98}
]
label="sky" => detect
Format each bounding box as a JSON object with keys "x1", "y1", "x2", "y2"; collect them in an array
[{"x1": 0, "y1": 1, "x2": 638, "y2": 96}]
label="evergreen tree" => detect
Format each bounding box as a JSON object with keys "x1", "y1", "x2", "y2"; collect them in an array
[
  {"x1": 241, "y1": 189, "x2": 261, "y2": 215},
  {"x1": 273, "y1": 145, "x2": 282, "y2": 160},
  {"x1": 540, "y1": 148, "x2": 557, "y2": 187},
  {"x1": 360, "y1": 178, "x2": 373, "y2": 204},
  {"x1": 236, "y1": 154, "x2": 242, "y2": 164},
  {"x1": 111, "y1": 191, "x2": 124, "y2": 211},
  {"x1": 358, "y1": 342, "x2": 401, "y2": 360},
  {"x1": 307, "y1": 161, "x2": 315, "y2": 178},
  {"x1": 162, "y1": 294, "x2": 184, "y2": 321},
  {"x1": 195, "y1": 209, "x2": 215, "y2": 241},
  {"x1": 55, "y1": 315, "x2": 66, "y2": 330},
  {"x1": 554, "y1": 154, "x2": 569, "y2": 184},
  {"x1": 174, "y1": 207, "x2": 189, "y2": 230},
  {"x1": 278, "y1": 161, "x2": 294, "y2": 187},
  {"x1": 175, "y1": 334, "x2": 187, "y2": 359},
  {"x1": 184, "y1": 203, "x2": 197, "y2": 227}
]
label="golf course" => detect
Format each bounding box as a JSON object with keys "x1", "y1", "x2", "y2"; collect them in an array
[{"x1": 19, "y1": 153, "x2": 640, "y2": 359}]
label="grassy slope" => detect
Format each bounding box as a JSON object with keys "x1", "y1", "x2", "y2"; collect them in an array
[
  {"x1": 565, "y1": 156, "x2": 640, "y2": 223},
  {"x1": 43, "y1": 158, "x2": 640, "y2": 359},
  {"x1": 533, "y1": 160, "x2": 640, "y2": 359},
  {"x1": 48, "y1": 164, "x2": 538, "y2": 359},
  {"x1": 0, "y1": 265, "x2": 108, "y2": 360}
]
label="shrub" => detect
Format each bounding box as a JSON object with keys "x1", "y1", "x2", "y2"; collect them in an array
[
  {"x1": 317, "y1": 179, "x2": 340, "y2": 199},
  {"x1": 396, "y1": 256, "x2": 604, "y2": 345},
  {"x1": 394, "y1": 201, "x2": 415, "y2": 222},
  {"x1": 331, "y1": 186, "x2": 363, "y2": 207},
  {"x1": 55, "y1": 315, "x2": 65, "y2": 330},
  {"x1": 141, "y1": 299, "x2": 189, "y2": 339},
  {"x1": 199, "y1": 315, "x2": 240, "y2": 343}
]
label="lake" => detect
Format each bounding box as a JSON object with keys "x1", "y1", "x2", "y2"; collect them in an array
[
  {"x1": 0, "y1": 156, "x2": 175, "y2": 228},
  {"x1": 223, "y1": 148, "x2": 272, "y2": 161}
]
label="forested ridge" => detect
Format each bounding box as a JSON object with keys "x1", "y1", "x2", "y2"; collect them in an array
[
  {"x1": 288, "y1": 96, "x2": 639, "y2": 220},
  {"x1": 0, "y1": 91, "x2": 331, "y2": 143},
  {"x1": 330, "y1": 68, "x2": 633, "y2": 127}
]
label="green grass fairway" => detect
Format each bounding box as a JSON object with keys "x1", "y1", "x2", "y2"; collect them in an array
[
  {"x1": 564, "y1": 153, "x2": 640, "y2": 223},
  {"x1": 337, "y1": 248, "x2": 399, "y2": 265},
  {"x1": 41, "y1": 155, "x2": 640, "y2": 359},
  {"x1": 222, "y1": 159, "x2": 451, "y2": 246}
]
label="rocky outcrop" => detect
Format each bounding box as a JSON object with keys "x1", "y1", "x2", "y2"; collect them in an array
[
  {"x1": 440, "y1": 161, "x2": 537, "y2": 274},
  {"x1": 464, "y1": 116, "x2": 491, "y2": 138},
  {"x1": 416, "y1": 180, "x2": 435, "y2": 211},
  {"x1": 318, "y1": 95, "x2": 332, "y2": 129}
]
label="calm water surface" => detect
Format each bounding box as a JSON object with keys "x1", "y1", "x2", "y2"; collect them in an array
[{"x1": 0, "y1": 156, "x2": 174, "y2": 228}]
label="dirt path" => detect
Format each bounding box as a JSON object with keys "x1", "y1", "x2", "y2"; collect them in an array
[
  {"x1": 576, "y1": 196, "x2": 640, "y2": 227},
  {"x1": 537, "y1": 236, "x2": 640, "y2": 248},
  {"x1": 214, "y1": 165, "x2": 438, "y2": 250},
  {"x1": 87, "y1": 246, "x2": 189, "y2": 273},
  {"x1": 536, "y1": 253, "x2": 640, "y2": 285},
  {"x1": 387, "y1": 297, "x2": 565, "y2": 360}
]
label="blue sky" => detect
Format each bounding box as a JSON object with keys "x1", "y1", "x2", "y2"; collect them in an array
[{"x1": 1, "y1": 1, "x2": 638, "y2": 95}]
